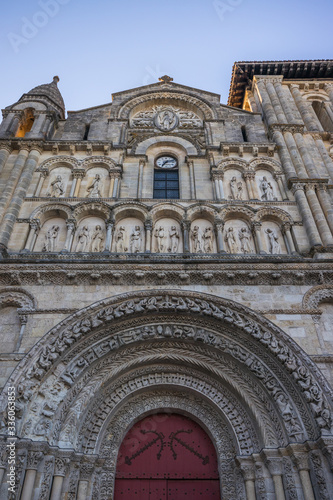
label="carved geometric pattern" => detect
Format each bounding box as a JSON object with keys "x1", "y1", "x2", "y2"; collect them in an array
[{"x1": 303, "y1": 285, "x2": 333, "y2": 309}]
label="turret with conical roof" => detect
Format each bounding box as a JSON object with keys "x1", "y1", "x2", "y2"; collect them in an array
[{"x1": 0, "y1": 76, "x2": 65, "y2": 140}]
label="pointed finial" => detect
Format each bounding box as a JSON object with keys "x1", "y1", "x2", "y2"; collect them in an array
[
  {"x1": 53, "y1": 76, "x2": 60, "y2": 84},
  {"x1": 159, "y1": 75, "x2": 173, "y2": 83}
]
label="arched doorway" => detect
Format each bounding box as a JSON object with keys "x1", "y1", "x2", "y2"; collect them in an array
[{"x1": 114, "y1": 413, "x2": 221, "y2": 499}]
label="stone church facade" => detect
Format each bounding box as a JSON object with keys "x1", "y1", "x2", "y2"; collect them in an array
[{"x1": 0, "y1": 60, "x2": 332, "y2": 499}]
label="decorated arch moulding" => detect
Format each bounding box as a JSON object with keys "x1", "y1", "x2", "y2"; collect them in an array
[
  {"x1": 255, "y1": 207, "x2": 293, "y2": 224},
  {"x1": 187, "y1": 203, "x2": 218, "y2": 222},
  {"x1": 112, "y1": 202, "x2": 148, "y2": 223},
  {"x1": 38, "y1": 155, "x2": 80, "y2": 172},
  {"x1": 73, "y1": 201, "x2": 111, "y2": 220},
  {"x1": 29, "y1": 202, "x2": 73, "y2": 222},
  {"x1": 3, "y1": 290, "x2": 333, "y2": 442},
  {"x1": 215, "y1": 157, "x2": 248, "y2": 171},
  {"x1": 58, "y1": 358, "x2": 281, "y2": 453},
  {"x1": 248, "y1": 157, "x2": 283, "y2": 172},
  {"x1": 133, "y1": 134, "x2": 199, "y2": 156},
  {"x1": 304, "y1": 93, "x2": 330, "y2": 102},
  {"x1": 98, "y1": 392, "x2": 242, "y2": 500},
  {"x1": 117, "y1": 91, "x2": 216, "y2": 121},
  {"x1": 150, "y1": 202, "x2": 185, "y2": 221},
  {"x1": 81, "y1": 156, "x2": 119, "y2": 171},
  {"x1": 303, "y1": 285, "x2": 333, "y2": 309},
  {"x1": 0, "y1": 287, "x2": 36, "y2": 310},
  {"x1": 220, "y1": 204, "x2": 256, "y2": 222}
]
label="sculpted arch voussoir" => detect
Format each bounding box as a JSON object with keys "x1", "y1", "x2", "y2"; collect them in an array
[
  {"x1": 30, "y1": 202, "x2": 73, "y2": 221},
  {"x1": 38, "y1": 156, "x2": 80, "y2": 172},
  {"x1": 303, "y1": 285, "x2": 333, "y2": 309},
  {"x1": 2, "y1": 289, "x2": 332, "y2": 439},
  {"x1": 0, "y1": 287, "x2": 36, "y2": 309},
  {"x1": 134, "y1": 134, "x2": 199, "y2": 155}
]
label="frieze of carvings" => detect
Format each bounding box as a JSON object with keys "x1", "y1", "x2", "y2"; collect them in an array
[
  {"x1": 131, "y1": 105, "x2": 203, "y2": 130},
  {"x1": 302, "y1": 285, "x2": 333, "y2": 309},
  {"x1": 0, "y1": 287, "x2": 36, "y2": 309},
  {"x1": 98, "y1": 392, "x2": 237, "y2": 500},
  {"x1": 118, "y1": 92, "x2": 215, "y2": 120},
  {"x1": 38, "y1": 457, "x2": 54, "y2": 500},
  {"x1": 310, "y1": 452, "x2": 330, "y2": 500},
  {"x1": 269, "y1": 124, "x2": 305, "y2": 134},
  {"x1": 2, "y1": 291, "x2": 332, "y2": 436},
  {"x1": 128, "y1": 131, "x2": 203, "y2": 155}
]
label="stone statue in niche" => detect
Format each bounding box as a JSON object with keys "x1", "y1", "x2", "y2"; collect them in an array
[
  {"x1": 224, "y1": 227, "x2": 238, "y2": 253},
  {"x1": 130, "y1": 226, "x2": 142, "y2": 253},
  {"x1": 202, "y1": 227, "x2": 214, "y2": 253},
  {"x1": 260, "y1": 176, "x2": 274, "y2": 201},
  {"x1": 91, "y1": 225, "x2": 105, "y2": 252},
  {"x1": 169, "y1": 226, "x2": 180, "y2": 253},
  {"x1": 230, "y1": 177, "x2": 243, "y2": 200},
  {"x1": 239, "y1": 227, "x2": 253, "y2": 254},
  {"x1": 42, "y1": 225, "x2": 60, "y2": 252},
  {"x1": 155, "y1": 226, "x2": 166, "y2": 253},
  {"x1": 86, "y1": 174, "x2": 102, "y2": 198},
  {"x1": 115, "y1": 226, "x2": 127, "y2": 252},
  {"x1": 265, "y1": 228, "x2": 281, "y2": 254},
  {"x1": 48, "y1": 175, "x2": 64, "y2": 197},
  {"x1": 191, "y1": 226, "x2": 202, "y2": 253},
  {"x1": 75, "y1": 226, "x2": 90, "y2": 252}
]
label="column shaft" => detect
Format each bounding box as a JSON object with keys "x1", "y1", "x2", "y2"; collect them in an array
[
  {"x1": 254, "y1": 227, "x2": 265, "y2": 254},
  {"x1": 218, "y1": 178, "x2": 224, "y2": 199},
  {"x1": 21, "y1": 469, "x2": 37, "y2": 500},
  {"x1": 69, "y1": 178, "x2": 77, "y2": 197},
  {"x1": 266, "y1": 81, "x2": 287, "y2": 123},
  {"x1": 284, "y1": 227, "x2": 297, "y2": 254},
  {"x1": 244, "y1": 479, "x2": 257, "y2": 500},
  {"x1": 112, "y1": 177, "x2": 119, "y2": 198},
  {"x1": 316, "y1": 187, "x2": 333, "y2": 234},
  {"x1": 188, "y1": 161, "x2": 195, "y2": 199},
  {"x1": 284, "y1": 132, "x2": 307, "y2": 178},
  {"x1": 272, "y1": 130, "x2": 297, "y2": 180},
  {"x1": 0, "y1": 148, "x2": 29, "y2": 222},
  {"x1": 272, "y1": 475, "x2": 286, "y2": 500},
  {"x1": 0, "y1": 148, "x2": 41, "y2": 249},
  {"x1": 305, "y1": 187, "x2": 333, "y2": 246},
  {"x1": 34, "y1": 173, "x2": 46, "y2": 197},
  {"x1": 214, "y1": 179, "x2": 220, "y2": 200},
  {"x1": 294, "y1": 133, "x2": 318, "y2": 177},
  {"x1": 315, "y1": 137, "x2": 333, "y2": 181},
  {"x1": 77, "y1": 480, "x2": 89, "y2": 500},
  {"x1": 293, "y1": 187, "x2": 322, "y2": 247},
  {"x1": 0, "y1": 147, "x2": 11, "y2": 177},
  {"x1": 74, "y1": 177, "x2": 82, "y2": 197},
  {"x1": 50, "y1": 476, "x2": 64, "y2": 500},
  {"x1": 299, "y1": 470, "x2": 315, "y2": 500},
  {"x1": 137, "y1": 161, "x2": 144, "y2": 198},
  {"x1": 256, "y1": 80, "x2": 278, "y2": 125},
  {"x1": 290, "y1": 85, "x2": 321, "y2": 131},
  {"x1": 274, "y1": 82, "x2": 295, "y2": 123}
]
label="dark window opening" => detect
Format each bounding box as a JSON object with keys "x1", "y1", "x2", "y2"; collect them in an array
[
  {"x1": 241, "y1": 126, "x2": 248, "y2": 142},
  {"x1": 83, "y1": 124, "x2": 90, "y2": 140},
  {"x1": 153, "y1": 169, "x2": 179, "y2": 199}
]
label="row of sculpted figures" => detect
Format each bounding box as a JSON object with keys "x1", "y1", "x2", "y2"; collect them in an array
[{"x1": 19, "y1": 201, "x2": 298, "y2": 256}]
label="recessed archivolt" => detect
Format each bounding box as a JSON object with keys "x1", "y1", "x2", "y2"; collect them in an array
[
  {"x1": 0, "y1": 287, "x2": 36, "y2": 310},
  {"x1": 255, "y1": 207, "x2": 293, "y2": 224},
  {"x1": 303, "y1": 285, "x2": 333, "y2": 309},
  {"x1": 73, "y1": 201, "x2": 111, "y2": 220},
  {"x1": 150, "y1": 202, "x2": 185, "y2": 221},
  {"x1": 29, "y1": 202, "x2": 73, "y2": 222},
  {"x1": 118, "y1": 91, "x2": 216, "y2": 121},
  {"x1": 249, "y1": 157, "x2": 282, "y2": 173},
  {"x1": 133, "y1": 134, "x2": 199, "y2": 155},
  {"x1": 60, "y1": 359, "x2": 279, "y2": 454},
  {"x1": 187, "y1": 203, "x2": 218, "y2": 222},
  {"x1": 38, "y1": 155, "x2": 80, "y2": 172},
  {"x1": 216, "y1": 157, "x2": 248, "y2": 171},
  {"x1": 112, "y1": 202, "x2": 148, "y2": 223},
  {"x1": 220, "y1": 204, "x2": 256, "y2": 222},
  {"x1": 81, "y1": 156, "x2": 118, "y2": 170},
  {"x1": 2, "y1": 289, "x2": 332, "y2": 445}
]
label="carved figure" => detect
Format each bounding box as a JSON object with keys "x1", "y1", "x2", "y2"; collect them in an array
[
  {"x1": 239, "y1": 227, "x2": 253, "y2": 254},
  {"x1": 230, "y1": 177, "x2": 237, "y2": 200},
  {"x1": 224, "y1": 227, "x2": 238, "y2": 253},
  {"x1": 265, "y1": 228, "x2": 281, "y2": 254},
  {"x1": 155, "y1": 226, "x2": 166, "y2": 253},
  {"x1": 260, "y1": 176, "x2": 274, "y2": 201},
  {"x1": 75, "y1": 226, "x2": 90, "y2": 252},
  {"x1": 156, "y1": 110, "x2": 177, "y2": 131},
  {"x1": 86, "y1": 174, "x2": 102, "y2": 198},
  {"x1": 115, "y1": 226, "x2": 126, "y2": 252},
  {"x1": 130, "y1": 226, "x2": 142, "y2": 253},
  {"x1": 42, "y1": 225, "x2": 60, "y2": 252},
  {"x1": 91, "y1": 225, "x2": 105, "y2": 252},
  {"x1": 169, "y1": 226, "x2": 180, "y2": 253},
  {"x1": 202, "y1": 227, "x2": 214, "y2": 253},
  {"x1": 191, "y1": 225, "x2": 202, "y2": 253},
  {"x1": 49, "y1": 175, "x2": 64, "y2": 197}
]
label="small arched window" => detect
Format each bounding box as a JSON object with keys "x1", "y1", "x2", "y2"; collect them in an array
[
  {"x1": 153, "y1": 155, "x2": 179, "y2": 199},
  {"x1": 16, "y1": 108, "x2": 35, "y2": 138}
]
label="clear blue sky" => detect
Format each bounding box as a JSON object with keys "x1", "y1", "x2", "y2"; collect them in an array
[{"x1": 0, "y1": 0, "x2": 332, "y2": 115}]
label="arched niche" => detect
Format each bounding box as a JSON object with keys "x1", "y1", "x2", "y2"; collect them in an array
[
  {"x1": 80, "y1": 166, "x2": 109, "y2": 199},
  {"x1": 34, "y1": 217, "x2": 67, "y2": 253},
  {"x1": 223, "y1": 218, "x2": 254, "y2": 254},
  {"x1": 224, "y1": 168, "x2": 248, "y2": 201},
  {"x1": 153, "y1": 218, "x2": 182, "y2": 253},
  {"x1": 135, "y1": 135, "x2": 198, "y2": 156},
  {"x1": 45, "y1": 167, "x2": 72, "y2": 198},
  {"x1": 72, "y1": 216, "x2": 106, "y2": 253},
  {"x1": 113, "y1": 218, "x2": 145, "y2": 253},
  {"x1": 15, "y1": 108, "x2": 35, "y2": 138},
  {"x1": 190, "y1": 219, "x2": 216, "y2": 253},
  {"x1": 260, "y1": 220, "x2": 287, "y2": 255},
  {"x1": 0, "y1": 289, "x2": 35, "y2": 354},
  {"x1": 255, "y1": 169, "x2": 280, "y2": 201}
]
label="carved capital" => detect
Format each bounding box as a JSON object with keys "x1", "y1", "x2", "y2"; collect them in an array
[
  {"x1": 291, "y1": 451, "x2": 310, "y2": 471},
  {"x1": 144, "y1": 218, "x2": 153, "y2": 231},
  {"x1": 80, "y1": 462, "x2": 95, "y2": 481},
  {"x1": 181, "y1": 219, "x2": 191, "y2": 231},
  {"x1": 54, "y1": 457, "x2": 70, "y2": 476},
  {"x1": 66, "y1": 219, "x2": 76, "y2": 231},
  {"x1": 261, "y1": 451, "x2": 284, "y2": 476},
  {"x1": 73, "y1": 169, "x2": 85, "y2": 179},
  {"x1": 237, "y1": 458, "x2": 256, "y2": 481},
  {"x1": 290, "y1": 182, "x2": 305, "y2": 194},
  {"x1": 214, "y1": 218, "x2": 224, "y2": 232},
  {"x1": 27, "y1": 451, "x2": 43, "y2": 470},
  {"x1": 29, "y1": 218, "x2": 41, "y2": 231},
  {"x1": 243, "y1": 171, "x2": 255, "y2": 180}
]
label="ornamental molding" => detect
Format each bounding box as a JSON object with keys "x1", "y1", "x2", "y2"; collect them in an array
[
  {"x1": 2, "y1": 290, "x2": 332, "y2": 442},
  {"x1": 303, "y1": 285, "x2": 333, "y2": 310},
  {"x1": 29, "y1": 202, "x2": 73, "y2": 221},
  {"x1": 0, "y1": 287, "x2": 36, "y2": 309},
  {"x1": 117, "y1": 91, "x2": 216, "y2": 121},
  {"x1": 270, "y1": 124, "x2": 305, "y2": 134},
  {"x1": 255, "y1": 207, "x2": 293, "y2": 224}
]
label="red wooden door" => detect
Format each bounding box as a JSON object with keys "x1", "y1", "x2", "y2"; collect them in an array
[{"x1": 115, "y1": 413, "x2": 220, "y2": 499}]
